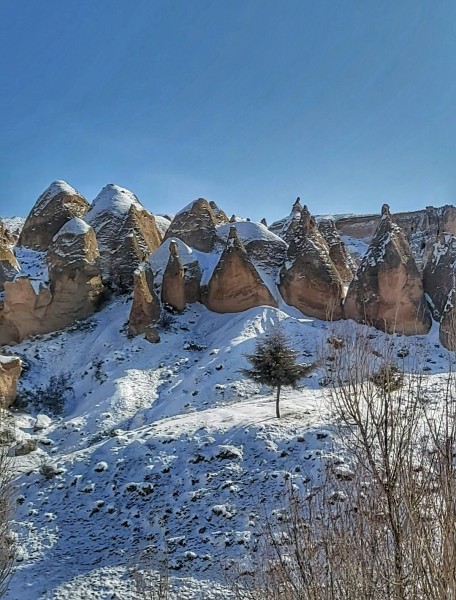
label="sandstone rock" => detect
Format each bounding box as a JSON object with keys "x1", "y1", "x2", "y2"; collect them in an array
[
  {"x1": 164, "y1": 199, "x2": 224, "y2": 252},
  {"x1": 217, "y1": 221, "x2": 287, "y2": 274},
  {"x1": 13, "y1": 439, "x2": 37, "y2": 456},
  {"x1": 0, "y1": 219, "x2": 104, "y2": 345},
  {"x1": 279, "y1": 206, "x2": 345, "y2": 320},
  {"x1": 439, "y1": 300, "x2": 456, "y2": 350},
  {"x1": 208, "y1": 201, "x2": 229, "y2": 225},
  {"x1": 344, "y1": 205, "x2": 431, "y2": 335},
  {"x1": 128, "y1": 265, "x2": 161, "y2": 336},
  {"x1": 161, "y1": 241, "x2": 187, "y2": 312},
  {"x1": 86, "y1": 184, "x2": 162, "y2": 289},
  {"x1": 205, "y1": 226, "x2": 277, "y2": 313},
  {"x1": 269, "y1": 198, "x2": 303, "y2": 244},
  {"x1": 0, "y1": 235, "x2": 20, "y2": 292},
  {"x1": 144, "y1": 325, "x2": 160, "y2": 343},
  {"x1": 0, "y1": 355, "x2": 22, "y2": 407},
  {"x1": 0, "y1": 277, "x2": 53, "y2": 345},
  {"x1": 335, "y1": 204, "x2": 456, "y2": 270},
  {"x1": 46, "y1": 218, "x2": 104, "y2": 323},
  {"x1": 18, "y1": 181, "x2": 89, "y2": 251},
  {"x1": 318, "y1": 219, "x2": 356, "y2": 285},
  {"x1": 423, "y1": 233, "x2": 456, "y2": 320}
]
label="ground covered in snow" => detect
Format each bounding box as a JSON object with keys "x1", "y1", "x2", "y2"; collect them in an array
[{"x1": 3, "y1": 297, "x2": 454, "y2": 599}]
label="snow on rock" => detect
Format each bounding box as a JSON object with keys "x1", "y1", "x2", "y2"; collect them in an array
[
  {"x1": 52, "y1": 217, "x2": 91, "y2": 241},
  {"x1": 18, "y1": 180, "x2": 89, "y2": 251},
  {"x1": 85, "y1": 184, "x2": 161, "y2": 289}
]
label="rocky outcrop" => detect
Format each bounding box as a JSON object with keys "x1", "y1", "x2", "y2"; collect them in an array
[
  {"x1": 0, "y1": 355, "x2": 22, "y2": 407},
  {"x1": 0, "y1": 277, "x2": 53, "y2": 345},
  {"x1": 0, "y1": 237, "x2": 20, "y2": 293},
  {"x1": 270, "y1": 198, "x2": 304, "y2": 245},
  {"x1": 217, "y1": 222, "x2": 287, "y2": 274},
  {"x1": 18, "y1": 181, "x2": 89, "y2": 251},
  {"x1": 0, "y1": 219, "x2": 104, "y2": 345},
  {"x1": 46, "y1": 218, "x2": 104, "y2": 323},
  {"x1": 344, "y1": 205, "x2": 431, "y2": 335},
  {"x1": 335, "y1": 205, "x2": 456, "y2": 270},
  {"x1": 423, "y1": 234, "x2": 456, "y2": 320},
  {"x1": 208, "y1": 201, "x2": 229, "y2": 225},
  {"x1": 318, "y1": 219, "x2": 356, "y2": 285},
  {"x1": 205, "y1": 226, "x2": 277, "y2": 313},
  {"x1": 164, "y1": 199, "x2": 226, "y2": 252},
  {"x1": 439, "y1": 300, "x2": 456, "y2": 350},
  {"x1": 86, "y1": 184, "x2": 162, "y2": 290},
  {"x1": 128, "y1": 265, "x2": 161, "y2": 336},
  {"x1": 161, "y1": 241, "x2": 186, "y2": 312},
  {"x1": 279, "y1": 207, "x2": 345, "y2": 320}
]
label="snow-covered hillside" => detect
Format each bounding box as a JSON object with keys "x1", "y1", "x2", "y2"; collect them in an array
[
  {"x1": 1, "y1": 216, "x2": 25, "y2": 233},
  {"x1": 3, "y1": 294, "x2": 451, "y2": 599}
]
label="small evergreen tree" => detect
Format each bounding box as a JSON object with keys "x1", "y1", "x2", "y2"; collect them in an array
[{"x1": 242, "y1": 329, "x2": 303, "y2": 419}]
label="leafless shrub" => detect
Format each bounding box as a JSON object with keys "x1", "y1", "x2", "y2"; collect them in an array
[
  {"x1": 0, "y1": 409, "x2": 15, "y2": 597},
  {"x1": 227, "y1": 330, "x2": 456, "y2": 600}
]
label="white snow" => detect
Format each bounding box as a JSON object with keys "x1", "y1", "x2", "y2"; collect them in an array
[
  {"x1": 52, "y1": 217, "x2": 91, "y2": 241},
  {"x1": 1, "y1": 216, "x2": 25, "y2": 233},
  {"x1": 86, "y1": 184, "x2": 144, "y2": 222},
  {"x1": 33, "y1": 181, "x2": 80, "y2": 215},
  {"x1": 216, "y1": 221, "x2": 286, "y2": 246},
  {"x1": 3, "y1": 291, "x2": 450, "y2": 599},
  {"x1": 0, "y1": 355, "x2": 20, "y2": 365},
  {"x1": 155, "y1": 215, "x2": 171, "y2": 237}
]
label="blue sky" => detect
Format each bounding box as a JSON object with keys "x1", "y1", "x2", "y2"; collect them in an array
[{"x1": 1, "y1": 1, "x2": 456, "y2": 222}]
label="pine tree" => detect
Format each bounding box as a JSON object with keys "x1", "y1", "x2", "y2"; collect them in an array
[{"x1": 242, "y1": 329, "x2": 304, "y2": 419}]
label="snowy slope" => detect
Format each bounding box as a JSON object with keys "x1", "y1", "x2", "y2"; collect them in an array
[{"x1": 3, "y1": 295, "x2": 451, "y2": 599}]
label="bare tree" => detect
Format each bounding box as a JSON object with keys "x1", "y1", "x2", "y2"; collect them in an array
[
  {"x1": 0, "y1": 405, "x2": 15, "y2": 598},
  {"x1": 228, "y1": 329, "x2": 456, "y2": 600}
]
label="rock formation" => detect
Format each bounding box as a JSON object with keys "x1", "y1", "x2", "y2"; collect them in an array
[
  {"x1": 269, "y1": 198, "x2": 303, "y2": 244},
  {"x1": 0, "y1": 355, "x2": 22, "y2": 407},
  {"x1": 205, "y1": 226, "x2": 277, "y2": 313},
  {"x1": 0, "y1": 231, "x2": 20, "y2": 292},
  {"x1": 279, "y1": 207, "x2": 345, "y2": 320},
  {"x1": 161, "y1": 241, "x2": 186, "y2": 312},
  {"x1": 217, "y1": 221, "x2": 287, "y2": 274},
  {"x1": 46, "y1": 218, "x2": 104, "y2": 323},
  {"x1": 208, "y1": 201, "x2": 229, "y2": 225},
  {"x1": 344, "y1": 205, "x2": 431, "y2": 335},
  {"x1": 0, "y1": 219, "x2": 104, "y2": 345},
  {"x1": 18, "y1": 181, "x2": 89, "y2": 251},
  {"x1": 86, "y1": 184, "x2": 162, "y2": 290},
  {"x1": 423, "y1": 233, "x2": 456, "y2": 320},
  {"x1": 318, "y1": 219, "x2": 356, "y2": 285},
  {"x1": 164, "y1": 199, "x2": 226, "y2": 253},
  {"x1": 128, "y1": 265, "x2": 161, "y2": 336},
  {"x1": 335, "y1": 205, "x2": 456, "y2": 270},
  {"x1": 439, "y1": 299, "x2": 456, "y2": 350}
]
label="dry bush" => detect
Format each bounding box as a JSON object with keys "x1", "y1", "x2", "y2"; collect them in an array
[
  {"x1": 0, "y1": 408, "x2": 15, "y2": 597},
  {"x1": 227, "y1": 330, "x2": 456, "y2": 600}
]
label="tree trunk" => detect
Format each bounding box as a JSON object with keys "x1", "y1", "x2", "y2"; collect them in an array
[{"x1": 276, "y1": 384, "x2": 281, "y2": 419}]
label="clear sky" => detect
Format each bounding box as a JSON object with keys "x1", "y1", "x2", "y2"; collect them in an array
[{"x1": 2, "y1": 1, "x2": 456, "y2": 223}]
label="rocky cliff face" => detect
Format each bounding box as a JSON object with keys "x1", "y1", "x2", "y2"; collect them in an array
[
  {"x1": 164, "y1": 199, "x2": 226, "y2": 252},
  {"x1": 86, "y1": 184, "x2": 162, "y2": 290},
  {"x1": 18, "y1": 181, "x2": 89, "y2": 251},
  {"x1": 279, "y1": 207, "x2": 345, "y2": 320},
  {"x1": 205, "y1": 226, "x2": 277, "y2": 313},
  {"x1": 0, "y1": 355, "x2": 22, "y2": 407},
  {"x1": 344, "y1": 205, "x2": 431, "y2": 335},
  {"x1": 423, "y1": 233, "x2": 456, "y2": 321}
]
